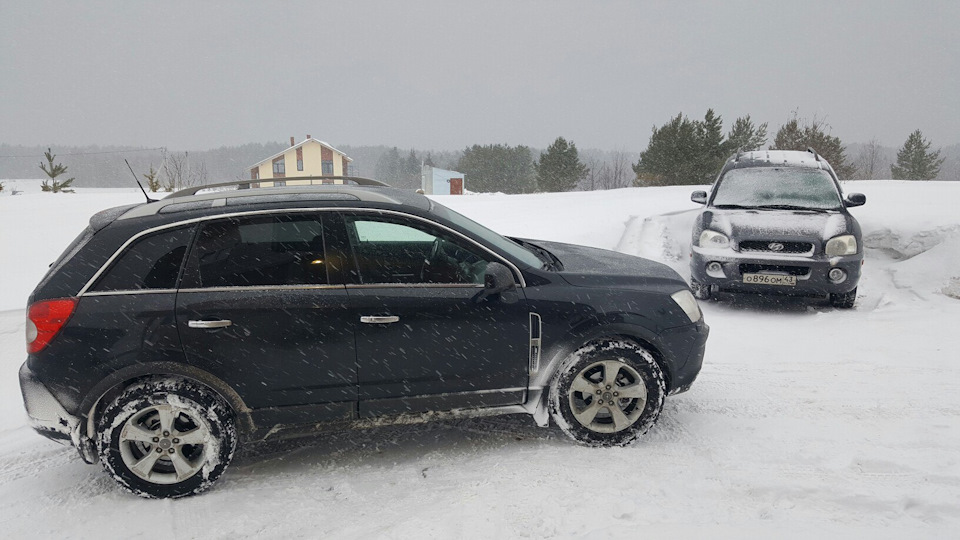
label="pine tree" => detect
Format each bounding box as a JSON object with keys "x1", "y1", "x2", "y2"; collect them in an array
[
  {"x1": 535, "y1": 137, "x2": 589, "y2": 192},
  {"x1": 402, "y1": 150, "x2": 421, "y2": 190},
  {"x1": 772, "y1": 114, "x2": 855, "y2": 178},
  {"x1": 143, "y1": 165, "x2": 161, "y2": 192},
  {"x1": 725, "y1": 115, "x2": 768, "y2": 153},
  {"x1": 39, "y1": 148, "x2": 75, "y2": 193},
  {"x1": 456, "y1": 144, "x2": 536, "y2": 193},
  {"x1": 693, "y1": 109, "x2": 726, "y2": 183},
  {"x1": 633, "y1": 110, "x2": 728, "y2": 186},
  {"x1": 890, "y1": 129, "x2": 944, "y2": 180}
]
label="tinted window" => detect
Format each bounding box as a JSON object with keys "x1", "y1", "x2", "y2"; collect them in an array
[
  {"x1": 343, "y1": 215, "x2": 489, "y2": 285},
  {"x1": 711, "y1": 168, "x2": 842, "y2": 210},
  {"x1": 188, "y1": 214, "x2": 328, "y2": 288},
  {"x1": 93, "y1": 226, "x2": 193, "y2": 292}
]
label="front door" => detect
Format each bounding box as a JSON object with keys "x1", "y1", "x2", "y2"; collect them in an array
[{"x1": 332, "y1": 211, "x2": 530, "y2": 417}]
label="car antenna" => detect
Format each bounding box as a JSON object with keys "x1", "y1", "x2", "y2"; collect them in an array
[{"x1": 124, "y1": 159, "x2": 157, "y2": 203}]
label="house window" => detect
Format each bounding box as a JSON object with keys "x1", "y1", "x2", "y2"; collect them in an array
[
  {"x1": 322, "y1": 160, "x2": 334, "y2": 175},
  {"x1": 251, "y1": 168, "x2": 259, "y2": 180},
  {"x1": 273, "y1": 158, "x2": 285, "y2": 175},
  {"x1": 296, "y1": 148, "x2": 303, "y2": 171}
]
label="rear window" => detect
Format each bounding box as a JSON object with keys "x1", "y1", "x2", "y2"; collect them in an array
[
  {"x1": 184, "y1": 214, "x2": 329, "y2": 288},
  {"x1": 91, "y1": 226, "x2": 194, "y2": 292}
]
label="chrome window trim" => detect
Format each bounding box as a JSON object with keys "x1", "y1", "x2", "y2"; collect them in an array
[
  {"x1": 77, "y1": 207, "x2": 526, "y2": 296},
  {"x1": 345, "y1": 283, "x2": 484, "y2": 290},
  {"x1": 83, "y1": 289, "x2": 178, "y2": 297}
]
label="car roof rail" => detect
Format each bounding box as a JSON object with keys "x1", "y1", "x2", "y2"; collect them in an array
[
  {"x1": 806, "y1": 147, "x2": 821, "y2": 162},
  {"x1": 167, "y1": 176, "x2": 390, "y2": 199},
  {"x1": 734, "y1": 147, "x2": 743, "y2": 162}
]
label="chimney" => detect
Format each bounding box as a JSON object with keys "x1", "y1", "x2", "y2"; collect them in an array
[
  {"x1": 290, "y1": 136, "x2": 295, "y2": 147},
  {"x1": 306, "y1": 134, "x2": 311, "y2": 140}
]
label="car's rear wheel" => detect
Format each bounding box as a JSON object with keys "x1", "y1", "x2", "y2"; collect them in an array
[
  {"x1": 830, "y1": 287, "x2": 857, "y2": 309},
  {"x1": 97, "y1": 378, "x2": 237, "y2": 499},
  {"x1": 549, "y1": 340, "x2": 666, "y2": 447}
]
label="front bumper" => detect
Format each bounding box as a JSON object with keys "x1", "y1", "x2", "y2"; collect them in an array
[
  {"x1": 19, "y1": 362, "x2": 80, "y2": 444},
  {"x1": 659, "y1": 319, "x2": 709, "y2": 395},
  {"x1": 691, "y1": 247, "x2": 861, "y2": 296}
]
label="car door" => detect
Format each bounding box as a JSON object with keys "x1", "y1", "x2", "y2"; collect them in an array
[
  {"x1": 176, "y1": 211, "x2": 357, "y2": 422},
  {"x1": 331, "y1": 211, "x2": 530, "y2": 417}
]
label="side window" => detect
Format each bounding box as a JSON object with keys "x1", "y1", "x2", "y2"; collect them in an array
[
  {"x1": 93, "y1": 226, "x2": 194, "y2": 292},
  {"x1": 186, "y1": 214, "x2": 328, "y2": 288},
  {"x1": 343, "y1": 215, "x2": 489, "y2": 285}
]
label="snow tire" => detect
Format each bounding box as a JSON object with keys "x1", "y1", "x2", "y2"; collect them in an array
[
  {"x1": 549, "y1": 340, "x2": 666, "y2": 447},
  {"x1": 97, "y1": 378, "x2": 237, "y2": 499},
  {"x1": 691, "y1": 279, "x2": 712, "y2": 300},
  {"x1": 830, "y1": 287, "x2": 857, "y2": 309}
]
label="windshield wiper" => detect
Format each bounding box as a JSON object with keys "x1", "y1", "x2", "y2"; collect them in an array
[
  {"x1": 754, "y1": 204, "x2": 832, "y2": 212},
  {"x1": 508, "y1": 238, "x2": 563, "y2": 271},
  {"x1": 712, "y1": 204, "x2": 759, "y2": 209}
]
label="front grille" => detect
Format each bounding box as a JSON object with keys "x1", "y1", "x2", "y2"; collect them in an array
[
  {"x1": 739, "y1": 263, "x2": 810, "y2": 277},
  {"x1": 739, "y1": 240, "x2": 814, "y2": 254}
]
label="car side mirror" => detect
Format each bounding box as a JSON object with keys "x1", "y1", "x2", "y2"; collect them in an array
[
  {"x1": 476, "y1": 262, "x2": 517, "y2": 303},
  {"x1": 691, "y1": 191, "x2": 707, "y2": 205},
  {"x1": 844, "y1": 193, "x2": 866, "y2": 207}
]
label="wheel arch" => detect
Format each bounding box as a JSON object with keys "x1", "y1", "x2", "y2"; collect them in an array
[
  {"x1": 532, "y1": 321, "x2": 674, "y2": 395},
  {"x1": 78, "y1": 362, "x2": 255, "y2": 442}
]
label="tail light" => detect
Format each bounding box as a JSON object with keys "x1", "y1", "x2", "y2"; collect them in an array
[{"x1": 26, "y1": 298, "x2": 77, "y2": 354}]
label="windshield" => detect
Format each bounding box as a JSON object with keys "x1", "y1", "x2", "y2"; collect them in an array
[
  {"x1": 711, "y1": 167, "x2": 842, "y2": 210},
  {"x1": 428, "y1": 201, "x2": 545, "y2": 269}
]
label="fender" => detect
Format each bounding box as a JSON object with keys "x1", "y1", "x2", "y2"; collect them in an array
[
  {"x1": 524, "y1": 314, "x2": 671, "y2": 427},
  {"x1": 77, "y1": 361, "x2": 255, "y2": 442}
]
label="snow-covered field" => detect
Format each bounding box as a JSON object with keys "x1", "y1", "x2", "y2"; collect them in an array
[{"x1": 1, "y1": 180, "x2": 959, "y2": 538}]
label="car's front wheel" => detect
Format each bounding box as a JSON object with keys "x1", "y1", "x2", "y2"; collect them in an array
[
  {"x1": 830, "y1": 287, "x2": 857, "y2": 309},
  {"x1": 549, "y1": 340, "x2": 666, "y2": 447},
  {"x1": 690, "y1": 279, "x2": 712, "y2": 300},
  {"x1": 97, "y1": 378, "x2": 237, "y2": 498}
]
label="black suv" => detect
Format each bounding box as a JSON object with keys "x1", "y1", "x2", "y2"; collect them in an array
[
  {"x1": 20, "y1": 177, "x2": 707, "y2": 498},
  {"x1": 689, "y1": 149, "x2": 866, "y2": 308}
]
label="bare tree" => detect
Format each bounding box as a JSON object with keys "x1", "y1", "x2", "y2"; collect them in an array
[
  {"x1": 161, "y1": 150, "x2": 207, "y2": 191},
  {"x1": 854, "y1": 138, "x2": 884, "y2": 180},
  {"x1": 597, "y1": 150, "x2": 631, "y2": 189}
]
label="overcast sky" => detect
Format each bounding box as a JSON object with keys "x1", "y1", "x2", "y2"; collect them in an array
[{"x1": 1, "y1": 1, "x2": 957, "y2": 152}]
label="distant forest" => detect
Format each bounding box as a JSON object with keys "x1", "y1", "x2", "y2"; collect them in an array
[
  {"x1": 1, "y1": 138, "x2": 958, "y2": 191},
  {"x1": 0, "y1": 141, "x2": 641, "y2": 191}
]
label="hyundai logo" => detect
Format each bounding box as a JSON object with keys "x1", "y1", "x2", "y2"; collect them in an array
[{"x1": 768, "y1": 242, "x2": 785, "y2": 251}]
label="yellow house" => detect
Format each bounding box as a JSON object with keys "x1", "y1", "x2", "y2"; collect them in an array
[{"x1": 249, "y1": 135, "x2": 353, "y2": 186}]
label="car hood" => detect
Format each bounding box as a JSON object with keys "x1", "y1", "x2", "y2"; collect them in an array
[
  {"x1": 521, "y1": 239, "x2": 687, "y2": 290},
  {"x1": 700, "y1": 208, "x2": 851, "y2": 241}
]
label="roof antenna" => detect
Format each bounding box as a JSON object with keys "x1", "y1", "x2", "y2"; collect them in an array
[
  {"x1": 125, "y1": 159, "x2": 157, "y2": 203},
  {"x1": 735, "y1": 147, "x2": 743, "y2": 162},
  {"x1": 806, "y1": 147, "x2": 821, "y2": 162}
]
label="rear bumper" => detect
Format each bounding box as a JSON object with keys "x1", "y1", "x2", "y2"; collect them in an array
[
  {"x1": 19, "y1": 362, "x2": 80, "y2": 444},
  {"x1": 691, "y1": 248, "x2": 861, "y2": 295}
]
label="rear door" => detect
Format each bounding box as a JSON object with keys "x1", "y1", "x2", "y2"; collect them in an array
[
  {"x1": 332, "y1": 211, "x2": 530, "y2": 417},
  {"x1": 175, "y1": 212, "x2": 357, "y2": 421}
]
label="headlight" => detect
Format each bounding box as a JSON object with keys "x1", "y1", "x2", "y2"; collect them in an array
[
  {"x1": 698, "y1": 230, "x2": 730, "y2": 249},
  {"x1": 825, "y1": 235, "x2": 857, "y2": 256},
  {"x1": 671, "y1": 290, "x2": 702, "y2": 323}
]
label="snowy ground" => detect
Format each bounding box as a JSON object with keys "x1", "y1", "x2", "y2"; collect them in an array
[{"x1": 1, "y1": 180, "x2": 959, "y2": 538}]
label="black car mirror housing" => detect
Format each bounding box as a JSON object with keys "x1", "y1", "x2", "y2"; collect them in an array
[
  {"x1": 691, "y1": 191, "x2": 708, "y2": 205},
  {"x1": 844, "y1": 193, "x2": 866, "y2": 207}
]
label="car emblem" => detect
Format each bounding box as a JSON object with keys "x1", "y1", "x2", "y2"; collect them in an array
[{"x1": 768, "y1": 242, "x2": 785, "y2": 251}]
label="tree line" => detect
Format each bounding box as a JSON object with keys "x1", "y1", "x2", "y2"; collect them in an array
[{"x1": 2, "y1": 118, "x2": 953, "y2": 195}]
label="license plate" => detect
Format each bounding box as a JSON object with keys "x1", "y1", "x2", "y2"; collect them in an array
[{"x1": 743, "y1": 273, "x2": 796, "y2": 286}]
